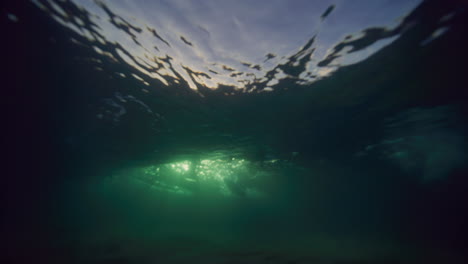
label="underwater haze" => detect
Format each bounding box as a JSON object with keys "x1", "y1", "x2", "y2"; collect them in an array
[{"x1": 3, "y1": 0, "x2": 468, "y2": 263}]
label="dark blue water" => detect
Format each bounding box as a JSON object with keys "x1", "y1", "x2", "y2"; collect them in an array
[{"x1": 3, "y1": 0, "x2": 468, "y2": 263}]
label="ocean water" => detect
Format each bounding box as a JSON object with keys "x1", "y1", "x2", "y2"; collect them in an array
[{"x1": 3, "y1": 0, "x2": 468, "y2": 263}]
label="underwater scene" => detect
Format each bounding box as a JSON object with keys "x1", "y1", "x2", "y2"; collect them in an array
[{"x1": 3, "y1": 0, "x2": 468, "y2": 263}]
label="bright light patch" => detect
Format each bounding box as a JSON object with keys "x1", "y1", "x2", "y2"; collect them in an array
[
  {"x1": 167, "y1": 161, "x2": 191, "y2": 173},
  {"x1": 131, "y1": 158, "x2": 259, "y2": 196}
]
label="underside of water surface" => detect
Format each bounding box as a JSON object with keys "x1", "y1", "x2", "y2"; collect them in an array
[{"x1": 3, "y1": 0, "x2": 468, "y2": 263}]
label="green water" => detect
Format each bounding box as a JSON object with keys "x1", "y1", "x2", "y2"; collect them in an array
[{"x1": 3, "y1": 0, "x2": 468, "y2": 263}]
